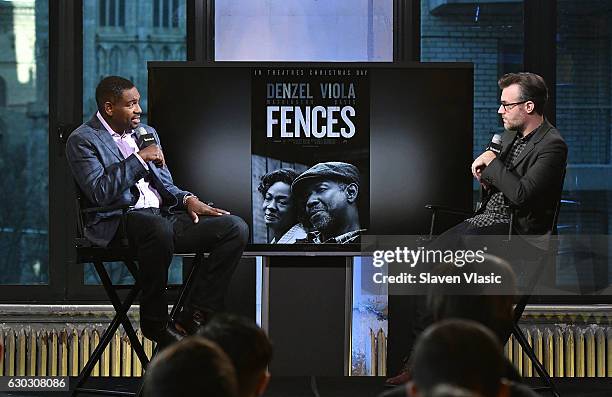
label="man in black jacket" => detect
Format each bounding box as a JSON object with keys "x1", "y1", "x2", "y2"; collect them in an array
[
  {"x1": 387, "y1": 72, "x2": 567, "y2": 381},
  {"x1": 442, "y1": 72, "x2": 567, "y2": 249}
]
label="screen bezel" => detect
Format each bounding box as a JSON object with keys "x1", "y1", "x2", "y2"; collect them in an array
[{"x1": 148, "y1": 61, "x2": 474, "y2": 255}]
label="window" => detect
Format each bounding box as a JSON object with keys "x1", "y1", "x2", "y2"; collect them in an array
[
  {"x1": 99, "y1": 0, "x2": 106, "y2": 26},
  {"x1": 419, "y1": 1, "x2": 611, "y2": 296},
  {"x1": 421, "y1": 1, "x2": 524, "y2": 161},
  {"x1": 556, "y1": 0, "x2": 612, "y2": 290},
  {"x1": 84, "y1": 0, "x2": 187, "y2": 122},
  {"x1": 214, "y1": 0, "x2": 393, "y2": 61},
  {"x1": 83, "y1": 0, "x2": 187, "y2": 283},
  {"x1": 0, "y1": 77, "x2": 6, "y2": 107},
  {"x1": 153, "y1": 0, "x2": 181, "y2": 28},
  {"x1": 0, "y1": 0, "x2": 49, "y2": 284},
  {"x1": 172, "y1": 0, "x2": 179, "y2": 28},
  {"x1": 99, "y1": 0, "x2": 125, "y2": 27}
]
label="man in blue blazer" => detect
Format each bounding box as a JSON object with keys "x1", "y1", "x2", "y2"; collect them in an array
[{"x1": 67, "y1": 76, "x2": 249, "y2": 347}]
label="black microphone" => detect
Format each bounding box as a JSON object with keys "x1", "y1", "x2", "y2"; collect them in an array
[
  {"x1": 487, "y1": 133, "x2": 502, "y2": 155},
  {"x1": 134, "y1": 126, "x2": 156, "y2": 150}
]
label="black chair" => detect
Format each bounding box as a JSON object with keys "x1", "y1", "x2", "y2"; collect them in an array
[
  {"x1": 71, "y1": 186, "x2": 203, "y2": 397},
  {"x1": 424, "y1": 199, "x2": 563, "y2": 397}
]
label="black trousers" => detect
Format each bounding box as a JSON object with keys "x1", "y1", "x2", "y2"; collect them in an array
[
  {"x1": 117, "y1": 208, "x2": 249, "y2": 324},
  {"x1": 428, "y1": 220, "x2": 511, "y2": 251},
  {"x1": 387, "y1": 220, "x2": 511, "y2": 375}
]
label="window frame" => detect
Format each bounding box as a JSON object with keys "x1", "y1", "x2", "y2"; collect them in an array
[
  {"x1": 1, "y1": 0, "x2": 609, "y2": 305},
  {"x1": 2, "y1": 0, "x2": 79, "y2": 302}
]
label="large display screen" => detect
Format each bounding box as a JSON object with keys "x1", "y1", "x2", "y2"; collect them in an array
[{"x1": 148, "y1": 63, "x2": 473, "y2": 253}]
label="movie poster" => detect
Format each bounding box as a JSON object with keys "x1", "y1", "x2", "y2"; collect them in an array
[{"x1": 251, "y1": 67, "x2": 370, "y2": 244}]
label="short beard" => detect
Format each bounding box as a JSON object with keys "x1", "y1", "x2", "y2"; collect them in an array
[
  {"x1": 310, "y1": 211, "x2": 333, "y2": 234},
  {"x1": 506, "y1": 119, "x2": 526, "y2": 135}
]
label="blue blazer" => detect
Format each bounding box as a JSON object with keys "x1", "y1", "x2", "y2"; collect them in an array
[{"x1": 66, "y1": 115, "x2": 192, "y2": 247}]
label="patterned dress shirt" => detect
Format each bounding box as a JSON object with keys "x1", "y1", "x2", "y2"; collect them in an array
[{"x1": 466, "y1": 131, "x2": 534, "y2": 227}]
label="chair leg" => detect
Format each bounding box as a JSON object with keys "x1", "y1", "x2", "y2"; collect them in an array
[
  {"x1": 170, "y1": 252, "x2": 204, "y2": 318},
  {"x1": 134, "y1": 253, "x2": 205, "y2": 397},
  {"x1": 95, "y1": 259, "x2": 150, "y2": 367},
  {"x1": 514, "y1": 255, "x2": 548, "y2": 323},
  {"x1": 513, "y1": 294, "x2": 530, "y2": 324},
  {"x1": 72, "y1": 286, "x2": 139, "y2": 396},
  {"x1": 512, "y1": 324, "x2": 561, "y2": 397},
  {"x1": 72, "y1": 261, "x2": 145, "y2": 397},
  {"x1": 508, "y1": 251, "x2": 561, "y2": 396}
]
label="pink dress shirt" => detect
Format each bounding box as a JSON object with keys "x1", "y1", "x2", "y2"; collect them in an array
[{"x1": 96, "y1": 112, "x2": 162, "y2": 209}]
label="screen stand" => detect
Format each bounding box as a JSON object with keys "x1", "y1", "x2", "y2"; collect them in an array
[{"x1": 261, "y1": 256, "x2": 353, "y2": 376}]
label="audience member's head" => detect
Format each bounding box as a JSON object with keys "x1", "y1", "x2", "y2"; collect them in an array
[
  {"x1": 427, "y1": 254, "x2": 516, "y2": 343},
  {"x1": 197, "y1": 314, "x2": 272, "y2": 397},
  {"x1": 143, "y1": 336, "x2": 238, "y2": 397},
  {"x1": 409, "y1": 319, "x2": 509, "y2": 397}
]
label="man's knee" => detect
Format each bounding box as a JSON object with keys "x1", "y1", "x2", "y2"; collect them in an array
[
  {"x1": 211, "y1": 215, "x2": 249, "y2": 247},
  {"x1": 225, "y1": 215, "x2": 249, "y2": 245}
]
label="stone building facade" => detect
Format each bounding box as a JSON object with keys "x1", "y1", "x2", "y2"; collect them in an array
[{"x1": 82, "y1": 0, "x2": 187, "y2": 120}]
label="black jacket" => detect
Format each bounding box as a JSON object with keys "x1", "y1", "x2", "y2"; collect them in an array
[{"x1": 479, "y1": 120, "x2": 567, "y2": 248}]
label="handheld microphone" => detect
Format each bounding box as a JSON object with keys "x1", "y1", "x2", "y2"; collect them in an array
[
  {"x1": 487, "y1": 133, "x2": 503, "y2": 155},
  {"x1": 134, "y1": 126, "x2": 156, "y2": 150}
]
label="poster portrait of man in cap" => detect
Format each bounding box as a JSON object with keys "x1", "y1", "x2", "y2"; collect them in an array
[{"x1": 291, "y1": 162, "x2": 366, "y2": 244}]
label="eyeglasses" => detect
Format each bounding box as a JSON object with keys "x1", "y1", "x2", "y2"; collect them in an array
[{"x1": 500, "y1": 100, "x2": 529, "y2": 111}]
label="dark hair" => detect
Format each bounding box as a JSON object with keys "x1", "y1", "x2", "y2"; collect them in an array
[
  {"x1": 258, "y1": 168, "x2": 299, "y2": 197},
  {"x1": 143, "y1": 337, "x2": 238, "y2": 397},
  {"x1": 498, "y1": 72, "x2": 548, "y2": 115},
  {"x1": 426, "y1": 384, "x2": 483, "y2": 397},
  {"x1": 197, "y1": 314, "x2": 272, "y2": 397},
  {"x1": 410, "y1": 320, "x2": 505, "y2": 397},
  {"x1": 95, "y1": 76, "x2": 135, "y2": 112},
  {"x1": 427, "y1": 254, "x2": 516, "y2": 343}
]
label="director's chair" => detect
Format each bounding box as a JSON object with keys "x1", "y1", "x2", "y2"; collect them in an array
[
  {"x1": 425, "y1": 198, "x2": 565, "y2": 397},
  {"x1": 71, "y1": 185, "x2": 203, "y2": 397}
]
